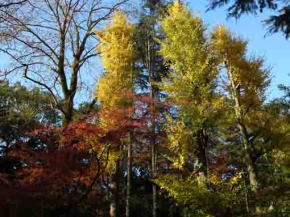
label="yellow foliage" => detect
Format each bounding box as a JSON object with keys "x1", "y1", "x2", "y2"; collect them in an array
[
  {"x1": 211, "y1": 25, "x2": 270, "y2": 111},
  {"x1": 95, "y1": 11, "x2": 134, "y2": 110},
  {"x1": 94, "y1": 11, "x2": 134, "y2": 173},
  {"x1": 158, "y1": 1, "x2": 222, "y2": 169},
  {"x1": 166, "y1": 117, "x2": 195, "y2": 169},
  {"x1": 159, "y1": 1, "x2": 215, "y2": 103}
]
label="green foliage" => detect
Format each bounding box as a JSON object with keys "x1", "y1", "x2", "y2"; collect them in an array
[
  {"x1": 0, "y1": 80, "x2": 60, "y2": 151},
  {"x1": 155, "y1": 172, "x2": 244, "y2": 217},
  {"x1": 0, "y1": 80, "x2": 59, "y2": 124},
  {"x1": 1, "y1": 2, "x2": 289, "y2": 217}
]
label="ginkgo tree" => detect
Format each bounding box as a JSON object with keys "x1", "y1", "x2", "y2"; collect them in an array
[
  {"x1": 95, "y1": 11, "x2": 135, "y2": 217},
  {"x1": 151, "y1": 1, "x2": 290, "y2": 217},
  {"x1": 1, "y1": 1, "x2": 290, "y2": 217},
  {"x1": 157, "y1": 0, "x2": 221, "y2": 184},
  {"x1": 154, "y1": 2, "x2": 239, "y2": 216},
  {"x1": 211, "y1": 26, "x2": 267, "y2": 212},
  {"x1": 159, "y1": 0, "x2": 207, "y2": 171},
  {"x1": 211, "y1": 25, "x2": 290, "y2": 216}
]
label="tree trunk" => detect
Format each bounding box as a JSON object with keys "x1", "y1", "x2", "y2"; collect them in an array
[
  {"x1": 62, "y1": 102, "x2": 73, "y2": 127},
  {"x1": 227, "y1": 67, "x2": 261, "y2": 215},
  {"x1": 62, "y1": 96, "x2": 74, "y2": 126},
  {"x1": 109, "y1": 163, "x2": 120, "y2": 217},
  {"x1": 125, "y1": 136, "x2": 132, "y2": 217},
  {"x1": 152, "y1": 142, "x2": 157, "y2": 217},
  {"x1": 196, "y1": 129, "x2": 209, "y2": 186},
  {"x1": 168, "y1": 200, "x2": 175, "y2": 217},
  {"x1": 109, "y1": 192, "x2": 117, "y2": 217},
  {"x1": 146, "y1": 9, "x2": 158, "y2": 216}
]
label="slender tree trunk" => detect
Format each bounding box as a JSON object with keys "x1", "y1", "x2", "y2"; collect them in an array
[
  {"x1": 126, "y1": 135, "x2": 132, "y2": 217},
  {"x1": 109, "y1": 162, "x2": 120, "y2": 217},
  {"x1": 150, "y1": 57, "x2": 157, "y2": 217},
  {"x1": 126, "y1": 46, "x2": 135, "y2": 217},
  {"x1": 239, "y1": 126, "x2": 261, "y2": 216},
  {"x1": 169, "y1": 200, "x2": 175, "y2": 217},
  {"x1": 150, "y1": 75, "x2": 157, "y2": 217},
  {"x1": 145, "y1": 8, "x2": 158, "y2": 216},
  {"x1": 239, "y1": 128, "x2": 259, "y2": 193},
  {"x1": 152, "y1": 141, "x2": 157, "y2": 217},
  {"x1": 109, "y1": 179, "x2": 117, "y2": 217},
  {"x1": 227, "y1": 66, "x2": 261, "y2": 215},
  {"x1": 196, "y1": 129, "x2": 209, "y2": 186},
  {"x1": 242, "y1": 170, "x2": 250, "y2": 214}
]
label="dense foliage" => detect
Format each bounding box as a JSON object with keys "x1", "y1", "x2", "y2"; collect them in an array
[{"x1": 0, "y1": 0, "x2": 289, "y2": 217}]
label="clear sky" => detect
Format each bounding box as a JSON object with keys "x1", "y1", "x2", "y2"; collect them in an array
[
  {"x1": 1, "y1": 0, "x2": 289, "y2": 101},
  {"x1": 187, "y1": 0, "x2": 290, "y2": 99}
]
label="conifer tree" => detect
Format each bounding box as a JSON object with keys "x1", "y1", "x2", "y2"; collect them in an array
[{"x1": 134, "y1": 0, "x2": 169, "y2": 215}]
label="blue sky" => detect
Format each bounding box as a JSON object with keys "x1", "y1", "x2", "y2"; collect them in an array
[
  {"x1": 1, "y1": 0, "x2": 289, "y2": 101},
  {"x1": 186, "y1": 0, "x2": 290, "y2": 99}
]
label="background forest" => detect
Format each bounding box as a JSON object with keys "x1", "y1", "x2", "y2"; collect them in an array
[{"x1": 0, "y1": 0, "x2": 290, "y2": 217}]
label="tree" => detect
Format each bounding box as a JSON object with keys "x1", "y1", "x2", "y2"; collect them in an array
[
  {"x1": 154, "y1": 2, "x2": 237, "y2": 216},
  {"x1": 158, "y1": 0, "x2": 221, "y2": 183},
  {"x1": 0, "y1": 80, "x2": 60, "y2": 155},
  {"x1": 151, "y1": 2, "x2": 290, "y2": 216},
  {"x1": 1, "y1": 0, "x2": 290, "y2": 216},
  {"x1": 134, "y1": 0, "x2": 169, "y2": 215},
  {"x1": 207, "y1": 0, "x2": 290, "y2": 38},
  {"x1": 0, "y1": 122, "x2": 111, "y2": 217},
  {"x1": 0, "y1": 0, "x2": 27, "y2": 8},
  {"x1": 211, "y1": 25, "x2": 290, "y2": 215},
  {"x1": 95, "y1": 10, "x2": 135, "y2": 217},
  {"x1": 0, "y1": 0, "x2": 127, "y2": 125},
  {"x1": 0, "y1": 81, "x2": 109, "y2": 216}
]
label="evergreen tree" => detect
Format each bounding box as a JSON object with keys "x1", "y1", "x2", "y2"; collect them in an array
[{"x1": 134, "y1": 0, "x2": 169, "y2": 216}]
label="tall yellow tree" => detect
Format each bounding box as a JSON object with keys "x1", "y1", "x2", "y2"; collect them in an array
[
  {"x1": 96, "y1": 11, "x2": 134, "y2": 110},
  {"x1": 155, "y1": 3, "x2": 239, "y2": 216},
  {"x1": 211, "y1": 25, "x2": 271, "y2": 215},
  {"x1": 158, "y1": 1, "x2": 221, "y2": 181},
  {"x1": 95, "y1": 11, "x2": 134, "y2": 217}
]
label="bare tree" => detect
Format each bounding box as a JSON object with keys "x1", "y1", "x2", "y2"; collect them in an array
[
  {"x1": 0, "y1": 0, "x2": 128, "y2": 125},
  {"x1": 0, "y1": 0, "x2": 28, "y2": 8}
]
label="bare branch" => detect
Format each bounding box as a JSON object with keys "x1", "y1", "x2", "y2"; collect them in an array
[
  {"x1": 23, "y1": 64, "x2": 64, "y2": 113},
  {"x1": 0, "y1": 0, "x2": 27, "y2": 8},
  {"x1": 0, "y1": 0, "x2": 128, "y2": 124}
]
